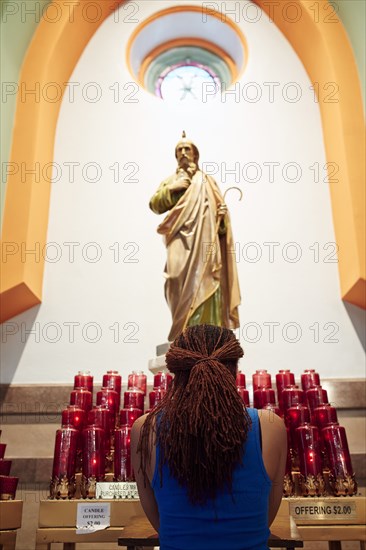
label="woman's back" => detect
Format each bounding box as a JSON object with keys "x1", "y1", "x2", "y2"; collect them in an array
[
  {"x1": 131, "y1": 325, "x2": 287, "y2": 550},
  {"x1": 152, "y1": 407, "x2": 271, "y2": 550}
]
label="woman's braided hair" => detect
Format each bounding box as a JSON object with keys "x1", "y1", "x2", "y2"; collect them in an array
[{"x1": 138, "y1": 324, "x2": 251, "y2": 505}]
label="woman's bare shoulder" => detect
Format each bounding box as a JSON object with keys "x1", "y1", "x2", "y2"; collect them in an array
[
  {"x1": 257, "y1": 409, "x2": 286, "y2": 430},
  {"x1": 257, "y1": 410, "x2": 287, "y2": 453}
]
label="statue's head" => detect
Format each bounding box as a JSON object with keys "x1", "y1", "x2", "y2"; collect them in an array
[{"x1": 175, "y1": 131, "x2": 199, "y2": 168}]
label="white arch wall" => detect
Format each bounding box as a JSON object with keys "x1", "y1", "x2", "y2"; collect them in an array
[{"x1": 1, "y1": 0, "x2": 364, "y2": 383}]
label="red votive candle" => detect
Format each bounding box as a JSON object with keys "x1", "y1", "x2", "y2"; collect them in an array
[
  {"x1": 306, "y1": 386, "x2": 328, "y2": 415},
  {"x1": 301, "y1": 369, "x2": 320, "y2": 392},
  {"x1": 276, "y1": 370, "x2": 295, "y2": 411},
  {"x1": 153, "y1": 371, "x2": 173, "y2": 390},
  {"x1": 283, "y1": 428, "x2": 294, "y2": 497},
  {"x1": 149, "y1": 389, "x2": 166, "y2": 409},
  {"x1": 123, "y1": 389, "x2": 144, "y2": 412},
  {"x1": 252, "y1": 370, "x2": 271, "y2": 391},
  {"x1": 237, "y1": 387, "x2": 250, "y2": 407},
  {"x1": 82, "y1": 426, "x2": 105, "y2": 480},
  {"x1": 296, "y1": 424, "x2": 323, "y2": 478},
  {"x1": 88, "y1": 406, "x2": 112, "y2": 452},
  {"x1": 102, "y1": 371, "x2": 122, "y2": 407},
  {"x1": 282, "y1": 386, "x2": 305, "y2": 414},
  {"x1": 0, "y1": 444, "x2": 6, "y2": 459},
  {"x1": 313, "y1": 404, "x2": 338, "y2": 432},
  {"x1": 0, "y1": 475, "x2": 19, "y2": 500},
  {"x1": 128, "y1": 371, "x2": 147, "y2": 395},
  {"x1": 61, "y1": 406, "x2": 85, "y2": 430},
  {"x1": 52, "y1": 427, "x2": 79, "y2": 479},
  {"x1": 96, "y1": 387, "x2": 119, "y2": 424},
  {"x1": 74, "y1": 371, "x2": 93, "y2": 393},
  {"x1": 236, "y1": 371, "x2": 246, "y2": 388},
  {"x1": 119, "y1": 408, "x2": 142, "y2": 427},
  {"x1": 254, "y1": 388, "x2": 276, "y2": 409},
  {"x1": 286, "y1": 405, "x2": 310, "y2": 450},
  {"x1": 70, "y1": 388, "x2": 92, "y2": 412},
  {"x1": 114, "y1": 427, "x2": 133, "y2": 481},
  {"x1": 322, "y1": 424, "x2": 355, "y2": 478},
  {"x1": 0, "y1": 460, "x2": 12, "y2": 476}
]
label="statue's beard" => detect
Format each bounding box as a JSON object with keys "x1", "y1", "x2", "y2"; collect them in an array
[{"x1": 177, "y1": 161, "x2": 198, "y2": 178}]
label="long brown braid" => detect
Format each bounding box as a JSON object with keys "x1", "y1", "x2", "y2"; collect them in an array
[{"x1": 138, "y1": 324, "x2": 252, "y2": 505}]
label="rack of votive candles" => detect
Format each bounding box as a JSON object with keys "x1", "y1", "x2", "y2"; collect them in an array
[
  {"x1": 50, "y1": 369, "x2": 155, "y2": 499},
  {"x1": 245, "y1": 368, "x2": 358, "y2": 498},
  {"x1": 282, "y1": 369, "x2": 357, "y2": 497},
  {"x1": 0, "y1": 437, "x2": 19, "y2": 500}
]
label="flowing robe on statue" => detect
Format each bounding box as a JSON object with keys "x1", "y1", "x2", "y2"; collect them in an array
[{"x1": 150, "y1": 170, "x2": 241, "y2": 341}]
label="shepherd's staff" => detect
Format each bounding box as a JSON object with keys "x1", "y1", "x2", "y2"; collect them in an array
[{"x1": 182, "y1": 186, "x2": 243, "y2": 330}]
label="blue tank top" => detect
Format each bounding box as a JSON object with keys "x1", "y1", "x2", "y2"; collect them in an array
[{"x1": 152, "y1": 408, "x2": 271, "y2": 550}]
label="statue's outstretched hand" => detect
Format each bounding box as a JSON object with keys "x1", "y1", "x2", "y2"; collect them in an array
[{"x1": 217, "y1": 203, "x2": 228, "y2": 217}]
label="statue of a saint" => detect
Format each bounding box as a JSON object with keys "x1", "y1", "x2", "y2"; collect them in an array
[{"x1": 149, "y1": 132, "x2": 241, "y2": 341}]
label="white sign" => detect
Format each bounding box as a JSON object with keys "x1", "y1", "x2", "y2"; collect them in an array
[
  {"x1": 76, "y1": 502, "x2": 111, "y2": 534},
  {"x1": 95, "y1": 481, "x2": 139, "y2": 500},
  {"x1": 290, "y1": 500, "x2": 357, "y2": 521}
]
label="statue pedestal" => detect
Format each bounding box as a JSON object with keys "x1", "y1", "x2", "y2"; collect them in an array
[{"x1": 148, "y1": 343, "x2": 170, "y2": 375}]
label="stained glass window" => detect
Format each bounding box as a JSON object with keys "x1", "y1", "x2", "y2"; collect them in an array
[{"x1": 156, "y1": 63, "x2": 221, "y2": 102}]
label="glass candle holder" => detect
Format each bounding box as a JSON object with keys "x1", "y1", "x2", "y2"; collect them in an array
[
  {"x1": 114, "y1": 427, "x2": 133, "y2": 481},
  {"x1": 0, "y1": 444, "x2": 6, "y2": 459},
  {"x1": 70, "y1": 388, "x2": 92, "y2": 412},
  {"x1": 153, "y1": 371, "x2": 173, "y2": 390},
  {"x1": 88, "y1": 406, "x2": 112, "y2": 453},
  {"x1": 322, "y1": 423, "x2": 357, "y2": 496},
  {"x1": 61, "y1": 406, "x2": 85, "y2": 430},
  {"x1": 74, "y1": 371, "x2": 93, "y2": 393},
  {"x1": 296, "y1": 424, "x2": 325, "y2": 496},
  {"x1": 96, "y1": 387, "x2": 119, "y2": 425},
  {"x1": 276, "y1": 370, "x2": 295, "y2": 411},
  {"x1": 313, "y1": 404, "x2": 338, "y2": 432},
  {"x1": 102, "y1": 371, "x2": 122, "y2": 407},
  {"x1": 283, "y1": 428, "x2": 294, "y2": 497},
  {"x1": 0, "y1": 460, "x2": 12, "y2": 476},
  {"x1": 50, "y1": 427, "x2": 79, "y2": 499},
  {"x1": 236, "y1": 371, "x2": 246, "y2": 388},
  {"x1": 253, "y1": 388, "x2": 276, "y2": 409},
  {"x1": 149, "y1": 389, "x2": 166, "y2": 409},
  {"x1": 282, "y1": 386, "x2": 305, "y2": 415},
  {"x1": 286, "y1": 404, "x2": 310, "y2": 453},
  {"x1": 237, "y1": 387, "x2": 250, "y2": 407},
  {"x1": 123, "y1": 389, "x2": 144, "y2": 412},
  {"x1": 119, "y1": 408, "x2": 142, "y2": 428},
  {"x1": 81, "y1": 425, "x2": 106, "y2": 498},
  {"x1": 0, "y1": 475, "x2": 19, "y2": 500},
  {"x1": 301, "y1": 369, "x2": 320, "y2": 392},
  {"x1": 306, "y1": 386, "x2": 328, "y2": 416},
  {"x1": 252, "y1": 370, "x2": 271, "y2": 391},
  {"x1": 128, "y1": 371, "x2": 147, "y2": 395}
]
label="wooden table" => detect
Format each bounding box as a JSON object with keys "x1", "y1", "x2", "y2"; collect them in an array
[
  {"x1": 118, "y1": 513, "x2": 303, "y2": 550},
  {"x1": 296, "y1": 526, "x2": 366, "y2": 550},
  {"x1": 0, "y1": 530, "x2": 17, "y2": 550},
  {"x1": 0, "y1": 500, "x2": 23, "y2": 550},
  {"x1": 285, "y1": 496, "x2": 366, "y2": 550}
]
